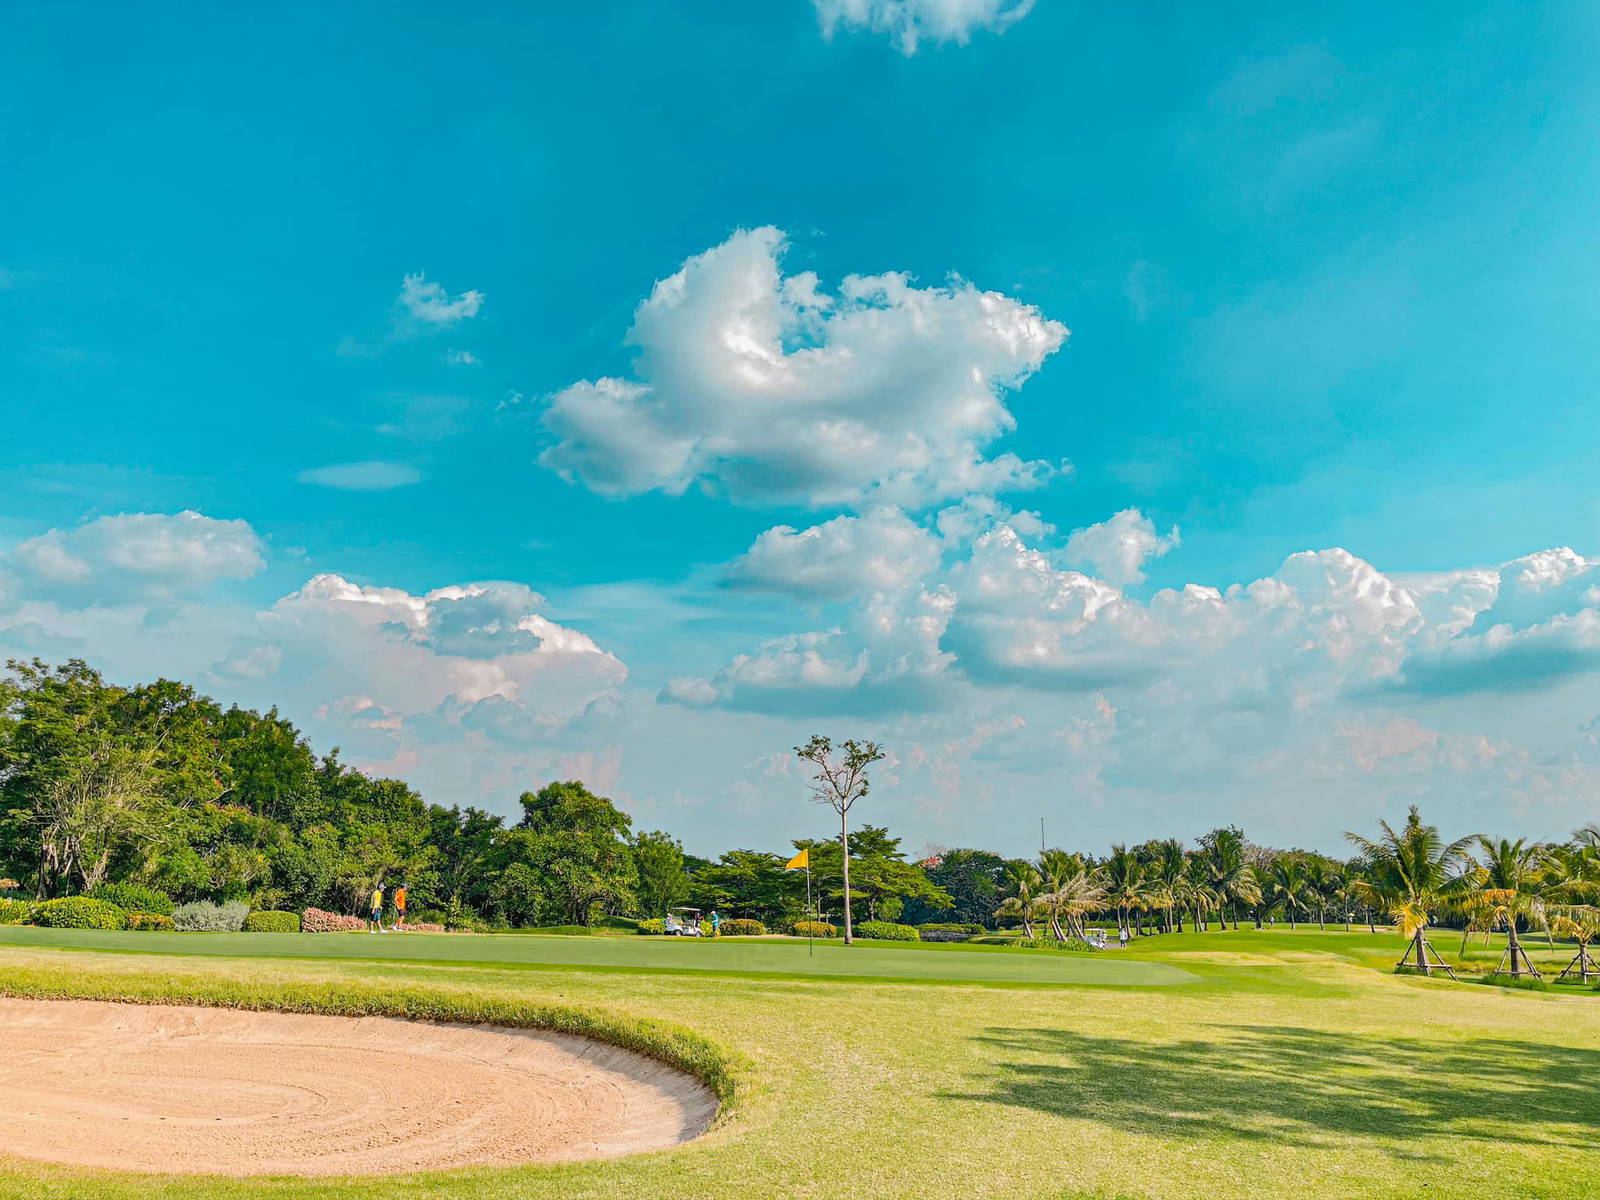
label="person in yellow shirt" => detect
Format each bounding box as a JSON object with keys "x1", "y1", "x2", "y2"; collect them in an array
[
  {"x1": 368, "y1": 884, "x2": 385, "y2": 933},
  {"x1": 392, "y1": 884, "x2": 407, "y2": 932}
]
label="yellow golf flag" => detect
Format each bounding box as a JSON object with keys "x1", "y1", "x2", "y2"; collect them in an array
[{"x1": 785, "y1": 849, "x2": 810, "y2": 871}]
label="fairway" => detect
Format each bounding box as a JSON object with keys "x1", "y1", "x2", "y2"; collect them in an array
[
  {"x1": 0, "y1": 926, "x2": 1195, "y2": 987},
  {"x1": 2, "y1": 926, "x2": 1597, "y2": 1200}
]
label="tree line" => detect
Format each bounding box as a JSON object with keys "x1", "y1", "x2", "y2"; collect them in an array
[{"x1": 2, "y1": 660, "x2": 1596, "y2": 968}]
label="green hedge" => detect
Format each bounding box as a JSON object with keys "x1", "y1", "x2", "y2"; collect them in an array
[
  {"x1": 89, "y1": 882, "x2": 174, "y2": 916},
  {"x1": 1015, "y1": 936, "x2": 1095, "y2": 952},
  {"x1": 127, "y1": 911, "x2": 176, "y2": 931},
  {"x1": 31, "y1": 897, "x2": 127, "y2": 930},
  {"x1": 719, "y1": 918, "x2": 765, "y2": 937},
  {"x1": 856, "y1": 920, "x2": 920, "y2": 941},
  {"x1": 0, "y1": 898, "x2": 35, "y2": 925},
  {"x1": 916, "y1": 922, "x2": 986, "y2": 935},
  {"x1": 790, "y1": 920, "x2": 837, "y2": 938},
  {"x1": 243, "y1": 910, "x2": 301, "y2": 933}
]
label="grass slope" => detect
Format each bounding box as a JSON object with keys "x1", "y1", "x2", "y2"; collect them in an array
[{"x1": 1, "y1": 927, "x2": 1597, "y2": 1200}]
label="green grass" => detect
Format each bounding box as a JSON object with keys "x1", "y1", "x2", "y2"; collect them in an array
[
  {"x1": 1, "y1": 925, "x2": 1598, "y2": 1199},
  {"x1": 0, "y1": 925, "x2": 1196, "y2": 987}
]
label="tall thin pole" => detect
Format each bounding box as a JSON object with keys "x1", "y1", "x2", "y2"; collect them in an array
[
  {"x1": 1040, "y1": 817, "x2": 1046, "y2": 856},
  {"x1": 806, "y1": 862, "x2": 813, "y2": 957}
]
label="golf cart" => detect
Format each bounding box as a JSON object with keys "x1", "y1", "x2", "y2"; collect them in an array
[
  {"x1": 1084, "y1": 928, "x2": 1109, "y2": 950},
  {"x1": 664, "y1": 907, "x2": 704, "y2": 936}
]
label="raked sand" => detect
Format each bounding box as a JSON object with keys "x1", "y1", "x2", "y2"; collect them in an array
[{"x1": 0, "y1": 997, "x2": 716, "y2": 1176}]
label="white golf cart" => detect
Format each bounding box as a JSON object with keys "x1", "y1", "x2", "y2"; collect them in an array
[{"x1": 664, "y1": 907, "x2": 704, "y2": 936}]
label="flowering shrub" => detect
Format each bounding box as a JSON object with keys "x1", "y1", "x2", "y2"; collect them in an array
[
  {"x1": 32, "y1": 897, "x2": 127, "y2": 929},
  {"x1": 243, "y1": 910, "x2": 301, "y2": 933},
  {"x1": 636, "y1": 918, "x2": 667, "y2": 935},
  {"x1": 0, "y1": 898, "x2": 34, "y2": 925},
  {"x1": 301, "y1": 907, "x2": 367, "y2": 932},
  {"x1": 718, "y1": 918, "x2": 766, "y2": 937},
  {"x1": 127, "y1": 911, "x2": 176, "y2": 931},
  {"x1": 790, "y1": 920, "x2": 837, "y2": 938},
  {"x1": 856, "y1": 920, "x2": 921, "y2": 942},
  {"x1": 173, "y1": 900, "x2": 249, "y2": 932},
  {"x1": 405, "y1": 922, "x2": 446, "y2": 932}
]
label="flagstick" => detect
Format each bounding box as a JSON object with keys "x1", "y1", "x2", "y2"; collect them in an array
[{"x1": 806, "y1": 862, "x2": 813, "y2": 957}]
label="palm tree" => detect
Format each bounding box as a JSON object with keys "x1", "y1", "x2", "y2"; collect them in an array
[
  {"x1": 1200, "y1": 828, "x2": 1260, "y2": 929},
  {"x1": 995, "y1": 862, "x2": 1041, "y2": 939},
  {"x1": 1149, "y1": 838, "x2": 1186, "y2": 933},
  {"x1": 1466, "y1": 837, "x2": 1549, "y2": 979},
  {"x1": 1035, "y1": 850, "x2": 1107, "y2": 942},
  {"x1": 1103, "y1": 843, "x2": 1146, "y2": 939},
  {"x1": 1267, "y1": 856, "x2": 1315, "y2": 929},
  {"x1": 1346, "y1": 806, "x2": 1477, "y2": 977},
  {"x1": 1550, "y1": 906, "x2": 1600, "y2": 983}
]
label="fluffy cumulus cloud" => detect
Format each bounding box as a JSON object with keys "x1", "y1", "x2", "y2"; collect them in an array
[
  {"x1": 1063, "y1": 507, "x2": 1180, "y2": 586},
  {"x1": 0, "y1": 511, "x2": 264, "y2": 607},
  {"x1": 730, "y1": 507, "x2": 942, "y2": 599},
  {"x1": 398, "y1": 272, "x2": 483, "y2": 327},
  {"x1": 541, "y1": 227, "x2": 1068, "y2": 508},
  {"x1": 663, "y1": 501, "x2": 1600, "y2": 842},
  {"x1": 813, "y1": 0, "x2": 1035, "y2": 55}
]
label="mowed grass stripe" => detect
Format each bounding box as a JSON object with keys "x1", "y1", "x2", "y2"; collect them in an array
[{"x1": 0, "y1": 926, "x2": 1196, "y2": 987}]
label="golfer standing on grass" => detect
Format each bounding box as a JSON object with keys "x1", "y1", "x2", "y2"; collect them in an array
[
  {"x1": 369, "y1": 883, "x2": 385, "y2": 933},
  {"x1": 392, "y1": 883, "x2": 407, "y2": 931}
]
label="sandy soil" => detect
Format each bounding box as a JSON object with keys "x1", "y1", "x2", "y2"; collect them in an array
[{"x1": 0, "y1": 997, "x2": 717, "y2": 1176}]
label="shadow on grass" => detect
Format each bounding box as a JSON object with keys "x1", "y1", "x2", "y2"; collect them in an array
[{"x1": 947, "y1": 1024, "x2": 1600, "y2": 1159}]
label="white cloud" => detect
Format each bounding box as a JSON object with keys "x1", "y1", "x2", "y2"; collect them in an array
[
  {"x1": 444, "y1": 348, "x2": 480, "y2": 366},
  {"x1": 731, "y1": 507, "x2": 942, "y2": 599},
  {"x1": 541, "y1": 226, "x2": 1068, "y2": 508},
  {"x1": 2, "y1": 511, "x2": 264, "y2": 607},
  {"x1": 297, "y1": 461, "x2": 422, "y2": 491},
  {"x1": 1063, "y1": 507, "x2": 1180, "y2": 586},
  {"x1": 398, "y1": 272, "x2": 483, "y2": 327},
  {"x1": 813, "y1": 0, "x2": 1035, "y2": 55}
]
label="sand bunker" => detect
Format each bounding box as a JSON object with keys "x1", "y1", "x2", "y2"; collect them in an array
[{"x1": 0, "y1": 997, "x2": 716, "y2": 1176}]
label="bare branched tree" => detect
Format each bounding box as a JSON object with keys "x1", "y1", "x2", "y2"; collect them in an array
[{"x1": 794, "y1": 735, "x2": 885, "y2": 945}]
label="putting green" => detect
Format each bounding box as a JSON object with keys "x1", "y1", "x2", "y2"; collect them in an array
[{"x1": 0, "y1": 925, "x2": 1195, "y2": 986}]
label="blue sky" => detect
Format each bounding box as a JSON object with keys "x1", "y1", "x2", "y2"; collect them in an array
[{"x1": 3, "y1": 1, "x2": 1598, "y2": 856}]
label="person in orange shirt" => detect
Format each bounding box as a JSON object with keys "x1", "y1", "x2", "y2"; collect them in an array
[{"x1": 392, "y1": 883, "x2": 407, "y2": 931}]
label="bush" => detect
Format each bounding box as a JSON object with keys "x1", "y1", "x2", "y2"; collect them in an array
[
  {"x1": 718, "y1": 918, "x2": 766, "y2": 937},
  {"x1": 243, "y1": 910, "x2": 301, "y2": 933},
  {"x1": 636, "y1": 918, "x2": 667, "y2": 935},
  {"x1": 89, "y1": 882, "x2": 174, "y2": 915},
  {"x1": 31, "y1": 897, "x2": 127, "y2": 930},
  {"x1": 790, "y1": 920, "x2": 838, "y2": 938},
  {"x1": 916, "y1": 922, "x2": 986, "y2": 935},
  {"x1": 0, "y1": 898, "x2": 36, "y2": 925},
  {"x1": 302, "y1": 907, "x2": 367, "y2": 933},
  {"x1": 1016, "y1": 936, "x2": 1095, "y2": 952},
  {"x1": 172, "y1": 900, "x2": 249, "y2": 932},
  {"x1": 127, "y1": 911, "x2": 175, "y2": 931},
  {"x1": 856, "y1": 920, "x2": 920, "y2": 942},
  {"x1": 406, "y1": 922, "x2": 446, "y2": 932}
]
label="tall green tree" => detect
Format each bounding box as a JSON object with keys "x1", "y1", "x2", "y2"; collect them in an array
[
  {"x1": 905, "y1": 847, "x2": 1010, "y2": 927},
  {"x1": 489, "y1": 780, "x2": 636, "y2": 926},
  {"x1": 1346, "y1": 806, "x2": 1477, "y2": 977},
  {"x1": 633, "y1": 829, "x2": 691, "y2": 918}
]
